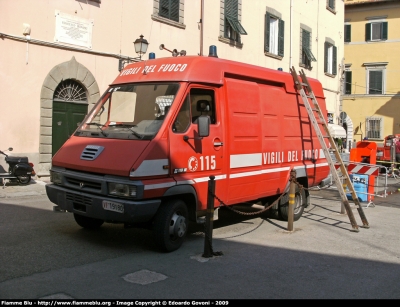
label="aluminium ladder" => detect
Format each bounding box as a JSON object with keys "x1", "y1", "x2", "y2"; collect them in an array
[{"x1": 290, "y1": 67, "x2": 369, "y2": 231}]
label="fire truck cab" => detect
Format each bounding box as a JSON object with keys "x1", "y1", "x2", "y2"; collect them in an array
[
  {"x1": 376, "y1": 134, "x2": 400, "y2": 168},
  {"x1": 46, "y1": 49, "x2": 330, "y2": 252}
]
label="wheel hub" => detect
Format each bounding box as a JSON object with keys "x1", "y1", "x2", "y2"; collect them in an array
[
  {"x1": 169, "y1": 213, "x2": 187, "y2": 238},
  {"x1": 293, "y1": 193, "x2": 302, "y2": 214}
]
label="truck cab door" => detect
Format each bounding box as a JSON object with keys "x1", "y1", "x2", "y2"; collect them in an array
[{"x1": 169, "y1": 86, "x2": 226, "y2": 211}]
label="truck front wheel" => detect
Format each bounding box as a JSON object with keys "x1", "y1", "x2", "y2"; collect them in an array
[
  {"x1": 153, "y1": 199, "x2": 188, "y2": 252},
  {"x1": 74, "y1": 213, "x2": 104, "y2": 229},
  {"x1": 278, "y1": 188, "x2": 305, "y2": 222}
]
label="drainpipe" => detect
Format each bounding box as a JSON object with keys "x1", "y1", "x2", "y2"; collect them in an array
[
  {"x1": 289, "y1": 0, "x2": 293, "y2": 69},
  {"x1": 200, "y1": 0, "x2": 204, "y2": 56}
]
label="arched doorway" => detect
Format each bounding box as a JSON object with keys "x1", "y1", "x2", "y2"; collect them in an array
[
  {"x1": 38, "y1": 57, "x2": 100, "y2": 177},
  {"x1": 52, "y1": 79, "x2": 88, "y2": 156}
]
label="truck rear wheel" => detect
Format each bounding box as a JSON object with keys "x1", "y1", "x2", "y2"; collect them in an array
[
  {"x1": 278, "y1": 187, "x2": 305, "y2": 222},
  {"x1": 74, "y1": 213, "x2": 104, "y2": 229},
  {"x1": 153, "y1": 199, "x2": 188, "y2": 252}
]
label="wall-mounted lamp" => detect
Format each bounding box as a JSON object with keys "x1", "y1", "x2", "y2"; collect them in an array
[
  {"x1": 118, "y1": 34, "x2": 149, "y2": 72},
  {"x1": 159, "y1": 44, "x2": 186, "y2": 57},
  {"x1": 134, "y1": 34, "x2": 149, "y2": 59}
]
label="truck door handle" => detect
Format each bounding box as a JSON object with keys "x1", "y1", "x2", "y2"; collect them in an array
[{"x1": 214, "y1": 142, "x2": 223, "y2": 147}]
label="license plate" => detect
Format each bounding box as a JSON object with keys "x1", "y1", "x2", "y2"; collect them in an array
[{"x1": 102, "y1": 201, "x2": 124, "y2": 213}]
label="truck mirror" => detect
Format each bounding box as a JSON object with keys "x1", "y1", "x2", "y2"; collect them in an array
[{"x1": 197, "y1": 116, "x2": 210, "y2": 138}]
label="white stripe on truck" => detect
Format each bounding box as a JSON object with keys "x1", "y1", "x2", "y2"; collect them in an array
[{"x1": 230, "y1": 153, "x2": 262, "y2": 168}]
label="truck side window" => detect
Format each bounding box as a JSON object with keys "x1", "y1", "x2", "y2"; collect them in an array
[
  {"x1": 173, "y1": 95, "x2": 191, "y2": 133},
  {"x1": 190, "y1": 89, "x2": 216, "y2": 124}
]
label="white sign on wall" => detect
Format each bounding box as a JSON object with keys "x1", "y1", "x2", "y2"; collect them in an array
[{"x1": 54, "y1": 10, "x2": 93, "y2": 49}]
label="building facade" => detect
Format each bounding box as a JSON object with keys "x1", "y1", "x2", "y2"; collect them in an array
[
  {"x1": 343, "y1": 0, "x2": 400, "y2": 146},
  {"x1": 0, "y1": 0, "x2": 344, "y2": 177}
]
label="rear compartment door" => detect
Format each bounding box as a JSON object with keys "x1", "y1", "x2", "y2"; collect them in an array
[{"x1": 169, "y1": 86, "x2": 226, "y2": 210}]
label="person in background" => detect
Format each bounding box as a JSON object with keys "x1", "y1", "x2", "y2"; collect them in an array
[{"x1": 395, "y1": 137, "x2": 400, "y2": 163}]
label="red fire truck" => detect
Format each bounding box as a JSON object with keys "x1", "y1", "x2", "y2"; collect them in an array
[
  {"x1": 376, "y1": 134, "x2": 400, "y2": 169},
  {"x1": 46, "y1": 48, "x2": 330, "y2": 252}
]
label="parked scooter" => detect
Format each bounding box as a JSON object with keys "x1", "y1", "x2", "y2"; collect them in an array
[{"x1": 0, "y1": 147, "x2": 35, "y2": 186}]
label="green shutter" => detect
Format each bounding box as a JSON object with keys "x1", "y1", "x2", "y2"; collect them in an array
[
  {"x1": 369, "y1": 71, "x2": 383, "y2": 94},
  {"x1": 170, "y1": 0, "x2": 179, "y2": 22},
  {"x1": 225, "y1": 0, "x2": 237, "y2": 16},
  {"x1": 226, "y1": 15, "x2": 247, "y2": 35},
  {"x1": 265, "y1": 13, "x2": 270, "y2": 52},
  {"x1": 382, "y1": 21, "x2": 388, "y2": 40},
  {"x1": 159, "y1": 0, "x2": 169, "y2": 19},
  {"x1": 302, "y1": 29, "x2": 309, "y2": 47},
  {"x1": 345, "y1": 71, "x2": 352, "y2": 94},
  {"x1": 332, "y1": 46, "x2": 337, "y2": 75},
  {"x1": 302, "y1": 30, "x2": 316, "y2": 62},
  {"x1": 344, "y1": 24, "x2": 351, "y2": 42},
  {"x1": 365, "y1": 23, "x2": 371, "y2": 41},
  {"x1": 225, "y1": 0, "x2": 247, "y2": 37},
  {"x1": 278, "y1": 19, "x2": 285, "y2": 57},
  {"x1": 324, "y1": 42, "x2": 328, "y2": 73},
  {"x1": 159, "y1": 0, "x2": 179, "y2": 22}
]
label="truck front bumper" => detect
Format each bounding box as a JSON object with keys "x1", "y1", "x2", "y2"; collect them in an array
[{"x1": 46, "y1": 183, "x2": 161, "y2": 223}]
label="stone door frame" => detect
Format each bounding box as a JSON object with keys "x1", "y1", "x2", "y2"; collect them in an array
[{"x1": 38, "y1": 57, "x2": 100, "y2": 177}]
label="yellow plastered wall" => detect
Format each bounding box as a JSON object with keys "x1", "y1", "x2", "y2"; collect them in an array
[{"x1": 344, "y1": 0, "x2": 400, "y2": 141}]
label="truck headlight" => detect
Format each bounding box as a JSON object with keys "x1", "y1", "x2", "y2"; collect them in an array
[
  {"x1": 377, "y1": 152, "x2": 383, "y2": 157},
  {"x1": 108, "y1": 182, "x2": 137, "y2": 197},
  {"x1": 50, "y1": 171, "x2": 62, "y2": 184}
]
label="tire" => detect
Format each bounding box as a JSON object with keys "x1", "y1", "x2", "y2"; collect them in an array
[
  {"x1": 278, "y1": 187, "x2": 305, "y2": 222},
  {"x1": 73, "y1": 213, "x2": 104, "y2": 229},
  {"x1": 260, "y1": 197, "x2": 280, "y2": 220},
  {"x1": 17, "y1": 175, "x2": 31, "y2": 185},
  {"x1": 153, "y1": 199, "x2": 189, "y2": 252}
]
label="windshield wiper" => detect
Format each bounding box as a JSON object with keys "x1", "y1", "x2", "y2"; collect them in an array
[
  {"x1": 108, "y1": 123, "x2": 143, "y2": 139},
  {"x1": 85, "y1": 123, "x2": 107, "y2": 137},
  {"x1": 108, "y1": 123, "x2": 137, "y2": 127},
  {"x1": 130, "y1": 130, "x2": 144, "y2": 139}
]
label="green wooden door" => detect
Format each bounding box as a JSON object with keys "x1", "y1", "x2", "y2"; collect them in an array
[{"x1": 52, "y1": 102, "x2": 87, "y2": 156}]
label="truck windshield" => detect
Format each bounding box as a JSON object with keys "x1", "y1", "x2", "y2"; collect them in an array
[{"x1": 76, "y1": 83, "x2": 180, "y2": 140}]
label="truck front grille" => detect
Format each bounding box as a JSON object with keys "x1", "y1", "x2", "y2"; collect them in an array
[{"x1": 65, "y1": 177, "x2": 102, "y2": 191}]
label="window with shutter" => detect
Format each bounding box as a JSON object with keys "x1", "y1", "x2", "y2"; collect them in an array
[
  {"x1": 326, "y1": 0, "x2": 335, "y2": 13},
  {"x1": 365, "y1": 21, "x2": 388, "y2": 41},
  {"x1": 224, "y1": 0, "x2": 247, "y2": 42},
  {"x1": 345, "y1": 71, "x2": 352, "y2": 95},
  {"x1": 368, "y1": 70, "x2": 383, "y2": 94},
  {"x1": 344, "y1": 24, "x2": 351, "y2": 43},
  {"x1": 301, "y1": 29, "x2": 316, "y2": 69},
  {"x1": 159, "y1": 0, "x2": 179, "y2": 22},
  {"x1": 324, "y1": 42, "x2": 337, "y2": 76},
  {"x1": 264, "y1": 12, "x2": 284, "y2": 57}
]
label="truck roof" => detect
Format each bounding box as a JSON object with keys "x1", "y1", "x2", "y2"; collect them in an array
[{"x1": 113, "y1": 56, "x2": 325, "y2": 98}]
